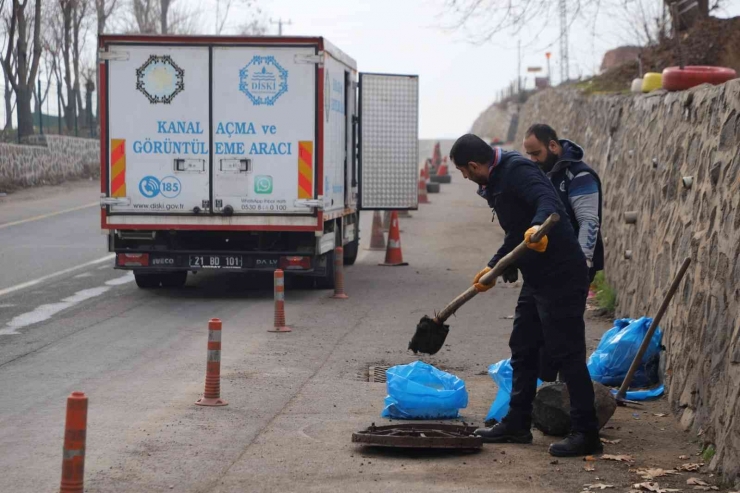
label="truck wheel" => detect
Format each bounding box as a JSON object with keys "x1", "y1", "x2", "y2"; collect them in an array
[
  {"x1": 161, "y1": 271, "x2": 188, "y2": 288},
  {"x1": 314, "y1": 250, "x2": 336, "y2": 290},
  {"x1": 344, "y1": 240, "x2": 359, "y2": 265},
  {"x1": 134, "y1": 271, "x2": 162, "y2": 289}
]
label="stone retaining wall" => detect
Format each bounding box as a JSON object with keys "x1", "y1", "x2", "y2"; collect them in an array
[
  {"x1": 0, "y1": 135, "x2": 100, "y2": 190},
  {"x1": 513, "y1": 81, "x2": 740, "y2": 484}
]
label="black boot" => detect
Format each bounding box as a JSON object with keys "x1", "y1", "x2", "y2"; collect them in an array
[
  {"x1": 473, "y1": 420, "x2": 533, "y2": 444},
  {"x1": 548, "y1": 431, "x2": 603, "y2": 457}
]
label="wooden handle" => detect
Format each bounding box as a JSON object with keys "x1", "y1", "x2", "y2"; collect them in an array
[
  {"x1": 435, "y1": 213, "x2": 560, "y2": 323},
  {"x1": 615, "y1": 256, "x2": 691, "y2": 401}
]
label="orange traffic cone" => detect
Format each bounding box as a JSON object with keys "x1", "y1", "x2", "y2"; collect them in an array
[
  {"x1": 418, "y1": 179, "x2": 430, "y2": 204},
  {"x1": 383, "y1": 210, "x2": 391, "y2": 232},
  {"x1": 437, "y1": 163, "x2": 449, "y2": 176},
  {"x1": 368, "y1": 211, "x2": 386, "y2": 251},
  {"x1": 379, "y1": 212, "x2": 408, "y2": 266}
]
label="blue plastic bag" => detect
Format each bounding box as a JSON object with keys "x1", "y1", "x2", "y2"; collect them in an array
[
  {"x1": 611, "y1": 385, "x2": 664, "y2": 401},
  {"x1": 381, "y1": 361, "x2": 468, "y2": 419},
  {"x1": 587, "y1": 317, "x2": 662, "y2": 388},
  {"x1": 485, "y1": 359, "x2": 542, "y2": 423}
]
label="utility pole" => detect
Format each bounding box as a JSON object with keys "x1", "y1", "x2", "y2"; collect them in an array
[
  {"x1": 559, "y1": 0, "x2": 570, "y2": 84},
  {"x1": 270, "y1": 18, "x2": 292, "y2": 36},
  {"x1": 517, "y1": 39, "x2": 522, "y2": 94}
]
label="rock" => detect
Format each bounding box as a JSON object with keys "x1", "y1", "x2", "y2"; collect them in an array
[{"x1": 532, "y1": 381, "x2": 617, "y2": 436}]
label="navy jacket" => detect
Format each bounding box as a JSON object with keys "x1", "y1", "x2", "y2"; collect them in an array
[
  {"x1": 478, "y1": 149, "x2": 586, "y2": 285},
  {"x1": 547, "y1": 140, "x2": 604, "y2": 274}
]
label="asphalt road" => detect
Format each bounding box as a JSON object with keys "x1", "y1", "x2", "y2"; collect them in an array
[{"x1": 0, "y1": 177, "x2": 695, "y2": 493}]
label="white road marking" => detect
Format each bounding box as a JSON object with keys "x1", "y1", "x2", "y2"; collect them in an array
[
  {"x1": 73, "y1": 273, "x2": 93, "y2": 279},
  {"x1": 0, "y1": 287, "x2": 110, "y2": 335},
  {"x1": 105, "y1": 272, "x2": 134, "y2": 286},
  {"x1": 0, "y1": 272, "x2": 134, "y2": 335},
  {"x1": 0, "y1": 202, "x2": 98, "y2": 230},
  {"x1": 0, "y1": 254, "x2": 115, "y2": 299}
]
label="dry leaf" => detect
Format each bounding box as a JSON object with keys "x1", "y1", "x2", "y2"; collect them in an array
[
  {"x1": 584, "y1": 455, "x2": 598, "y2": 462},
  {"x1": 584, "y1": 484, "x2": 614, "y2": 490},
  {"x1": 601, "y1": 454, "x2": 635, "y2": 463},
  {"x1": 600, "y1": 438, "x2": 622, "y2": 445},
  {"x1": 584, "y1": 465, "x2": 596, "y2": 472},
  {"x1": 679, "y1": 455, "x2": 690, "y2": 460},
  {"x1": 677, "y1": 463, "x2": 704, "y2": 472},
  {"x1": 631, "y1": 482, "x2": 681, "y2": 493},
  {"x1": 636, "y1": 468, "x2": 678, "y2": 479},
  {"x1": 687, "y1": 478, "x2": 709, "y2": 486},
  {"x1": 692, "y1": 487, "x2": 718, "y2": 491},
  {"x1": 653, "y1": 413, "x2": 669, "y2": 417}
]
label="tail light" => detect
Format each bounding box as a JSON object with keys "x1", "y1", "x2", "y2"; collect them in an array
[
  {"x1": 279, "y1": 256, "x2": 312, "y2": 271},
  {"x1": 117, "y1": 253, "x2": 150, "y2": 267}
]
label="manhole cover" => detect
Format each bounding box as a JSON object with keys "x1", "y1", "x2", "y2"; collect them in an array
[
  {"x1": 368, "y1": 366, "x2": 389, "y2": 383},
  {"x1": 352, "y1": 423, "x2": 482, "y2": 449}
]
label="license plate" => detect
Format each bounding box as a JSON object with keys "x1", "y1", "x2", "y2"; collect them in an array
[
  {"x1": 189, "y1": 255, "x2": 243, "y2": 269},
  {"x1": 253, "y1": 257, "x2": 279, "y2": 269}
]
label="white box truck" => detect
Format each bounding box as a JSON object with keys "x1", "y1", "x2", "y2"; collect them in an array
[{"x1": 98, "y1": 35, "x2": 419, "y2": 288}]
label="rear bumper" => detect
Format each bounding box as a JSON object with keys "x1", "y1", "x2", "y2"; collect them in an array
[{"x1": 113, "y1": 251, "x2": 324, "y2": 275}]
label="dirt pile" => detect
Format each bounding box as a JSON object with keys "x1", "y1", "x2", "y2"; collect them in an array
[{"x1": 581, "y1": 16, "x2": 740, "y2": 93}]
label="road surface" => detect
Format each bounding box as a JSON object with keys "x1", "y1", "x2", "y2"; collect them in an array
[{"x1": 0, "y1": 178, "x2": 701, "y2": 492}]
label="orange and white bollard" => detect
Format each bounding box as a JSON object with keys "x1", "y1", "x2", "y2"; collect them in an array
[
  {"x1": 332, "y1": 246, "x2": 349, "y2": 299},
  {"x1": 269, "y1": 269, "x2": 291, "y2": 332},
  {"x1": 60, "y1": 391, "x2": 87, "y2": 493},
  {"x1": 195, "y1": 319, "x2": 228, "y2": 406}
]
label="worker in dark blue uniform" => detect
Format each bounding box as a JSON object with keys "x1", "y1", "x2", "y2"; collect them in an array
[
  {"x1": 523, "y1": 124, "x2": 604, "y2": 282},
  {"x1": 449, "y1": 133, "x2": 601, "y2": 457}
]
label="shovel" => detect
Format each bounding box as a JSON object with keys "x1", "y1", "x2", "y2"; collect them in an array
[{"x1": 408, "y1": 213, "x2": 560, "y2": 355}]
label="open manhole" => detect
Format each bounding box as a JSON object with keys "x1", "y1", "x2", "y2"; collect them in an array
[
  {"x1": 368, "y1": 365, "x2": 390, "y2": 383},
  {"x1": 352, "y1": 423, "x2": 482, "y2": 450}
]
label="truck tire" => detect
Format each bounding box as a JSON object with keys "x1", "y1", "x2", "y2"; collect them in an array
[
  {"x1": 344, "y1": 240, "x2": 359, "y2": 265},
  {"x1": 134, "y1": 271, "x2": 163, "y2": 289},
  {"x1": 344, "y1": 213, "x2": 360, "y2": 266},
  {"x1": 314, "y1": 249, "x2": 336, "y2": 290},
  {"x1": 161, "y1": 271, "x2": 188, "y2": 288}
]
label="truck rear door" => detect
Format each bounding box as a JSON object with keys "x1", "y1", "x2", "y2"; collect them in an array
[
  {"x1": 211, "y1": 46, "x2": 317, "y2": 215},
  {"x1": 106, "y1": 45, "x2": 210, "y2": 214},
  {"x1": 357, "y1": 73, "x2": 419, "y2": 210}
]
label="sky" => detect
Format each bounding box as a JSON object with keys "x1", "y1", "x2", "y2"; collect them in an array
[
  {"x1": 192, "y1": 0, "x2": 740, "y2": 138},
  {"x1": 2, "y1": 0, "x2": 739, "y2": 138}
]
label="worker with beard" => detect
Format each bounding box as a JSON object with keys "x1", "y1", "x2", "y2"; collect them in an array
[
  {"x1": 522, "y1": 124, "x2": 604, "y2": 282},
  {"x1": 449, "y1": 133, "x2": 601, "y2": 457}
]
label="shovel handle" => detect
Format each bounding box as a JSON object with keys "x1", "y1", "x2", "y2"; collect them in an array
[{"x1": 435, "y1": 213, "x2": 560, "y2": 323}]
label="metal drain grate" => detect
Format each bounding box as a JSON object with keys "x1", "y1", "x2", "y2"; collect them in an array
[{"x1": 368, "y1": 366, "x2": 390, "y2": 383}]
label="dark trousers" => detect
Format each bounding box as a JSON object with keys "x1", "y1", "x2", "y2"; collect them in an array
[{"x1": 506, "y1": 271, "x2": 599, "y2": 433}]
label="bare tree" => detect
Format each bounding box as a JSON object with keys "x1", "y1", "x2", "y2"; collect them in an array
[
  {"x1": 2, "y1": 0, "x2": 43, "y2": 139},
  {"x1": 132, "y1": 0, "x2": 156, "y2": 33},
  {"x1": 442, "y1": 0, "x2": 714, "y2": 47},
  {"x1": 159, "y1": 0, "x2": 170, "y2": 34},
  {"x1": 72, "y1": 0, "x2": 90, "y2": 128},
  {"x1": 1, "y1": 0, "x2": 13, "y2": 132},
  {"x1": 94, "y1": 0, "x2": 117, "y2": 127},
  {"x1": 128, "y1": 0, "x2": 192, "y2": 34},
  {"x1": 214, "y1": 0, "x2": 263, "y2": 35}
]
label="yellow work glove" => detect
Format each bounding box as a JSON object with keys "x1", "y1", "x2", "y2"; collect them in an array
[
  {"x1": 473, "y1": 266, "x2": 495, "y2": 293},
  {"x1": 524, "y1": 225, "x2": 548, "y2": 253}
]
